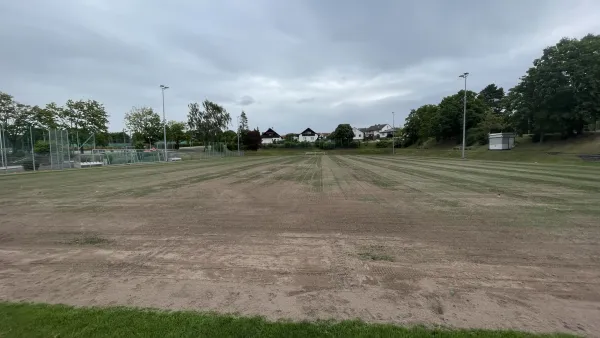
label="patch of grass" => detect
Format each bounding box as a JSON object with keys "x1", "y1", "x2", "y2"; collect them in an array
[
  {"x1": 0, "y1": 302, "x2": 574, "y2": 338},
  {"x1": 357, "y1": 245, "x2": 395, "y2": 262},
  {"x1": 65, "y1": 235, "x2": 111, "y2": 246}
]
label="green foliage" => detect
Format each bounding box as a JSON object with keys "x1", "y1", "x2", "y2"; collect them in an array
[
  {"x1": 376, "y1": 140, "x2": 391, "y2": 148},
  {"x1": 107, "y1": 131, "x2": 131, "y2": 144},
  {"x1": 239, "y1": 111, "x2": 249, "y2": 132},
  {"x1": 243, "y1": 129, "x2": 262, "y2": 151},
  {"x1": 0, "y1": 302, "x2": 571, "y2": 338},
  {"x1": 134, "y1": 141, "x2": 145, "y2": 150},
  {"x1": 33, "y1": 140, "x2": 50, "y2": 154},
  {"x1": 479, "y1": 84, "x2": 505, "y2": 114},
  {"x1": 124, "y1": 107, "x2": 162, "y2": 145},
  {"x1": 21, "y1": 159, "x2": 41, "y2": 171},
  {"x1": 166, "y1": 121, "x2": 186, "y2": 149},
  {"x1": 331, "y1": 124, "x2": 354, "y2": 143},
  {"x1": 187, "y1": 100, "x2": 231, "y2": 142},
  {"x1": 403, "y1": 34, "x2": 600, "y2": 146}
]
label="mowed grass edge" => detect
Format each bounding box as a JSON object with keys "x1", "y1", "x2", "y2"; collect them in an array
[{"x1": 0, "y1": 302, "x2": 575, "y2": 338}]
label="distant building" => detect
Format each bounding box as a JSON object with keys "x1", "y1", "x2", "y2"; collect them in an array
[
  {"x1": 261, "y1": 128, "x2": 282, "y2": 144},
  {"x1": 362, "y1": 124, "x2": 393, "y2": 139},
  {"x1": 488, "y1": 133, "x2": 515, "y2": 150},
  {"x1": 297, "y1": 128, "x2": 319, "y2": 142},
  {"x1": 351, "y1": 127, "x2": 364, "y2": 140}
]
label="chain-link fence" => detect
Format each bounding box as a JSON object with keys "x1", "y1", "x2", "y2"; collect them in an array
[{"x1": 0, "y1": 129, "x2": 244, "y2": 174}]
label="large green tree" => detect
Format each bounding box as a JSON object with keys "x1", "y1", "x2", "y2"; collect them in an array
[
  {"x1": 508, "y1": 34, "x2": 600, "y2": 141},
  {"x1": 331, "y1": 124, "x2": 354, "y2": 143},
  {"x1": 124, "y1": 107, "x2": 162, "y2": 146},
  {"x1": 478, "y1": 84, "x2": 505, "y2": 114},
  {"x1": 187, "y1": 100, "x2": 231, "y2": 143},
  {"x1": 166, "y1": 121, "x2": 186, "y2": 149}
]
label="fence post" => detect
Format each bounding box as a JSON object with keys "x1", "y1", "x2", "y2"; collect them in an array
[
  {"x1": 66, "y1": 131, "x2": 71, "y2": 168},
  {"x1": 30, "y1": 126, "x2": 36, "y2": 172},
  {"x1": 54, "y1": 129, "x2": 61, "y2": 170},
  {"x1": 48, "y1": 129, "x2": 54, "y2": 170},
  {"x1": 0, "y1": 126, "x2": 5, "y2": 172}
]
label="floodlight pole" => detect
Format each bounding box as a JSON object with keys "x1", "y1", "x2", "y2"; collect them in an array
[
  {"x1": 392, "y1": 111, "x2": 395, "y2": 155},
  {"x1": 0, "y1": 125, "x2": 6, "y2": 171},
  {"x1": 459, "y1": 72, "x2": 469, "y2": 159},
  {"x1": 160, "y1": 85, "x2": 169, "y2": 162}
]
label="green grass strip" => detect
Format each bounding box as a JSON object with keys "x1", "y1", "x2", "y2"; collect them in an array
[{"x1": 0, "y1": 302, "x2": 574, "y2": 338}]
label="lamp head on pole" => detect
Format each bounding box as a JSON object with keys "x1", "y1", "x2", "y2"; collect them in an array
[
  {"x1": 458, "y1": 72, "x2": 469, "y2": 79},
  {"x1": 160, "y1": 84, "x2": 169, "y2": 90}
]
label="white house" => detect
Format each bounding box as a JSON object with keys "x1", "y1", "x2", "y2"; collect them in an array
[
  {"x1": 261, "y1": 128, "x2": 282, "y2": 144},
  {"x1": 351, "y1": 127, "x2": 364, "y2": 140},
  {"x1": 362, "y1": 124, "x2": 393, "y2": 139},
  {"x1": 297, "y1": 128, "x2": 319, "y2": 142}
]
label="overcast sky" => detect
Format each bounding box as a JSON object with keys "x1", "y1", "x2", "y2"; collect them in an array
[{"x1": 1, "y1": 0, "x2": 599, "y2": 133}]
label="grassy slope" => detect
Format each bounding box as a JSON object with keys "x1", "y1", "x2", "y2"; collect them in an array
[
  {"x1": 248, "y1": 134, "x2": 600, "y2": 163},
  {"x1": 0, "y1": 302, "x2": 574, "y2": 338}
]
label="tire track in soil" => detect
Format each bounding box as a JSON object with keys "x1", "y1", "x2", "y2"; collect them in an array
[
  {"x1": 399, "y1": 157, "x2": 600, "y2": 194},
  {"x1": 320, "y1": 155, "x2": 347, "y2": 201},
  {"x1": 0, "y1": 158, "x2": 262, "y2": 202},
  {"x1": 99, "y1": 157, "x2": 283, "y2": 199},
  {"x1": 360, "y1": 155, "x2": 588, "y2": 206},
  {"x1": 350, "y1": 155, "x2": 512, "y2": 208},
  {"x1": 229, "y1": 156, "x2": 303, "y2": 185}
]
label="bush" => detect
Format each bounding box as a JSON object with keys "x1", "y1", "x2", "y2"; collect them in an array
[
  {"x1": 375, "y1": 140, "x2": 391, "y2": 148},
  {"x1": 22, "y1": 158, "x2": 41, "y2": 171},
  {"x1": 466, "y1": 128, "x2": 488, "y2": 146},
  {"x1": 34, "y1": 141, "x2": 50, "y2": 154},
  {"x1": 134, "y1": 141, "x2": 145, "y2": 150},
  {"x1": 316, "y1": 141, "x2": 335, "y2": 150},
  {"x1": 11, "y1": 150, "x2": 26, "y2": 158}
]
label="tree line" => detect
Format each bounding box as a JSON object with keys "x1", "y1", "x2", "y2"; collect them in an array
[
  {"x1": 0, "y1": 92, "x2": 260, "y2": 152},
  {"x1": 0, "y1": 94, "x2": 109, "y2": 151},
  {"x1": 402, "y1": 34, "x2": 600, "y2": 147}
]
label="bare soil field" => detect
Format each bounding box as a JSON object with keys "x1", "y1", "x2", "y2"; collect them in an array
[{"x1": 1, "y1": 155, "x2": 600, "y2": 335}]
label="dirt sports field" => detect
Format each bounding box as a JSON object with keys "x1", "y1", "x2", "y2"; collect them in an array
[{"x1": 1, "y1": 155, "x2": 599, "y2": 335}]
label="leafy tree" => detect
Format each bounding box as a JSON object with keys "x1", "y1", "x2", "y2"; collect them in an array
[
  {"x1": 63, "y1": 99, "x2": 109, "y2": 148},
  {"x1": 30, "y1": 105, "x2": 57, "y2": 129},
  {"x1": 124, "y1": 107, "x2": 162, "y2": 146},
  {"x1": 478, "y1": 84, "x2": 505, "y2": 114},
  {"x1": 0, "y1": 92, "x2": 16, "y2": 128},
  {"x1": 507, "y1": 34, "x2": 600, "y2": 141},
  {"x1": 107, "y1": 131, "x2": 131, "y2": 144},
  {"x1": 436, "y1": 91, "x2": 487, "y2": 143},
  {"x1": 187, "y1": 100, "x2": 231, "y2": 143},
  {"x1": 243, "y1": 128, "x2": 261, "y2": 151},
  {"x1": 239, "y1": 111, "x2": 249, "y2": 132},
  {"x1": 331, "y1": 124, "x2": 354, "y2": 143},
  {"x1": 166, "y1": 121, "x2": 186, "y2": 149}
]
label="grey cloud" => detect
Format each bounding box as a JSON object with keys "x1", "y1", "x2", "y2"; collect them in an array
[
  {"x1": 1, "y1": 0, "x2": 599, "y2": 132},
  {"x1": 238, "y1": 95, "x2": 255, "y2": 106},
  {"x1": 296, "y1": 97, "x2": 315, "y2": 104}
]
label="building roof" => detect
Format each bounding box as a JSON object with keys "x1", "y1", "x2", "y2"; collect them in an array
[
  {"x1": 299, "y1": 127, "x2": 317, "y2": 135},
  {"x1": 261, "y1": 128, "x2": 281, "y2": 138},
  {"x1": 364, "y1": 124, "x2": 390, "y2": 132}
]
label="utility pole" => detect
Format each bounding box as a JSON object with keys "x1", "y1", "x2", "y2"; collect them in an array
[
  {"x1": 160, "y1": 85, "x2": 169, "y2": 161},
  {"x1": 392, "y1": 111, "x2": 395, "y2": 155},
  {"x1": 459, "y1": 72, "x2": 469, "y2": 159}
]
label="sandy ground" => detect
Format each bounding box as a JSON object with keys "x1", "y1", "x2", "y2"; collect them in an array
[{"x1": 1, "y1": 155, "x2": 600, "y2": 336}]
